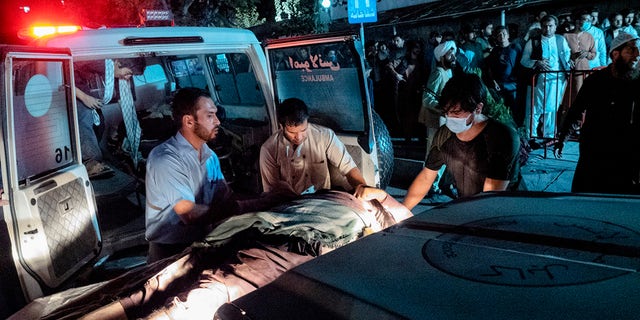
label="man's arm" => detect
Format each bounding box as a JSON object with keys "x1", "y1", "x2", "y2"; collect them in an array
[
  {"x1": 175, "y1": 185, "x2": 243, "y2": 226},
  {"x1": 323, "y1": 128, "x2": 364, "y2": 190},
  {"x1": 0, "y1": 188, "x2": 8, "y2": 206},
  {"x1": 422, "y1": 71, "x2": 444, "y2": 111},
  {"x1": 483, "y1": 178, "x2": 510, "y2": 192},
  {"x1": 173, "y1": 200, "x2": 212, "y2": 225},
  {"x1": 519, "y1": 40, "x2": 536, "y2": 69},
  {"x1": 75, "y1": 88, "x2": 103, "y2": 109},
  {"x1": 345, "y1": 167, "x2": 366, "y2": 190},
  {"x1": 504, "y1": 47, "x2": 518, "y2": 81},
  {"x1": 259, "y1": 141, "x2": 280, "y2": 193},
  {"x1": 555, "y1": 70, "x2": 595, "y2": 157},
  {"x1": 403, "y1": 167, "x2": 439, "y2": 210}
]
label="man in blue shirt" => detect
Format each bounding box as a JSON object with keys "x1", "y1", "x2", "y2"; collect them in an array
[{"x1": 145, "y1": 87, "x2": 231, "y2": 262}]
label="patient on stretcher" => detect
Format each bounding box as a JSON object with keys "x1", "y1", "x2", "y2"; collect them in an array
[{"x1": 23, "y1": 189, "x2": 410, "y2": 320}]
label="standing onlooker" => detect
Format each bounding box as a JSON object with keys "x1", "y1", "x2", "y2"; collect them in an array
[
  {"x1": 476, "y1": 22, "x2": 494, "y2": 60},
  {"x1": 565, "y1": 12, "x2": 596, "y2": 72},
  {"x1": 423, "y1": 30, "x2": 442, "y2": 75},
  {"x1": 605, "y1": 12, "x2": 625, "y2": 55},
  {"x1": 442, "y1": 31, "x2": 471, "y2": 75},
  {"x1": 371, "y1": 41, "x2": 396, "y2": 134},
  {"x1": 387, "y1": 35, "x2": 408, "y2": 137},
  {"x1": 524, "y1": 10, "x2": 548, "y2": 42},
  {"x1": 460, "y1": 24, "x2": 485, "y2": 70},
  {"x1": 365, "y1": 41, "x2": 378, "y2": 74},
  {"x1": 621, "y1": 9, "x2": 639, "y2": 37},
  {"x1": 420, "y1": 40, "x2": 457, "y2": 193},
  {"x1": 590, "y1": 6, "x2": 604, "y2": 30},
  {"x1": 558, "y1": 13, "x2": 574, "y2": 34},
  {"x1": 365, "y1": 41, "x2": 378, "y2": 106},
  {"x1": 422, "y1": 40, "x2": 457, "y2": 151},
  {"x1": 561, "y1": 14, "x2": 595, "y2": 126},
  {"x1": 508, "y1": 23, "x2": 525, "y2": 51},
  {"x1": 390, "y1": 34, "x2": 406, "y2": 61},
  {"x1": 634, "y1": 9, "x2": 640, "y2": 36},
  {"x1": 577, "y1": 9, "x2": 607, "y2": 69},
  {"x1": 484, "y1": 26, "x2": 522, "y2": 127},
  {"x1": 404, "y1": 73, "x2": 520, "y2": 209},
  {"x1": 520, "y1": 15, "x2": 571, "y2": 139},
  {"x1": 554, "y1": 32, "x2": 640, "y2": 195},
  {"x1": 393, "y1": 40, "x2": 428, "y2": 142}
]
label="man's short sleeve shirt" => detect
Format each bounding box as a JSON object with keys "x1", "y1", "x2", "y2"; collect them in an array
[
  {"x1": 425, "y1": 119, "x2": 519, "y2": 197},
  {"x1": 260, "y1": 123, "x2": 357, "y2": 194},
  {"x1": 145, "y1": 132, "x2": 225, "y2": 244}
]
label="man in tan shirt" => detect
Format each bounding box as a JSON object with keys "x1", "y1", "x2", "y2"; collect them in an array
[{"x1": 259, "y1": 98, "x2": 366, "y2": 195}]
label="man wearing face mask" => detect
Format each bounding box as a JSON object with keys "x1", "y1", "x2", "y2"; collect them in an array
[
  {"x1": 577, "y1": 9, "x2": 607, "y2": 69},
  {"x1": 404, "y1": 73, "x2": 520, "y2": 210}
]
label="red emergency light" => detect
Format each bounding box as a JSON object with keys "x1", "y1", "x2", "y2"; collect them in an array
[{"x1": 18, "y1": 25, "x2": 81, "y2": 40}]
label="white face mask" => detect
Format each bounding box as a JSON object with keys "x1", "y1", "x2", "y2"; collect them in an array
[{"x1": 445, "y1": 113, "x2": 473, "y2": 133}]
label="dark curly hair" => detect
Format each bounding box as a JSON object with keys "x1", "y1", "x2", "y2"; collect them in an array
[
  {"x1": 440, "y1": 73, "x2": 487, "y2": 113},
  {"x1": 172, "y1": 87, "x2": 212, "y2": 128}
]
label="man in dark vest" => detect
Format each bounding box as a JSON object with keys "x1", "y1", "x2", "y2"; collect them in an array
[{"x1": 520, "y1": 15, "x2": 571, "y2": 139}]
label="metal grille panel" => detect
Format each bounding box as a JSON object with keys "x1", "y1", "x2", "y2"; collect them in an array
[{"x1": 38, "y1": 178, "x2": 97, "y2": 278}]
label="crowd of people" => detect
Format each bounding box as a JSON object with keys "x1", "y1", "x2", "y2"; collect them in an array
[{"x1": 364, "y1": 6, "x2": 640, "y2": 145}]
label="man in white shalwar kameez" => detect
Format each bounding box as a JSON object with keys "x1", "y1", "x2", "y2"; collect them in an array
[{"x1": 521, "y1": 14, "x2": 571, "y2": 138}]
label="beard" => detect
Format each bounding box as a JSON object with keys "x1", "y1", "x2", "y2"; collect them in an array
[
  {"x1": 443, "y1": 58, "x2": 456, "y2": 70},
  {"x1": 613, "y1": 57, "x2": 640, "y2": 80},
  {"x1": 194, "y1": 121, "x2": 217, "y2": 142}
]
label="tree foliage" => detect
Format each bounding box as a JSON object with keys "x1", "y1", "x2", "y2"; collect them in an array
[
  {"x1": 276, "y1": 0, "x2": 318, "y2": 36},
  {"x1": 61, "y1": 0, "x2": 322, "y2": 37},
  {"x1": 61, "y1": 0, "x2": 282, "y2": 29}
]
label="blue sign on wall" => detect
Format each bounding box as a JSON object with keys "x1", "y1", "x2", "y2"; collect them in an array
[{"x1": 348, "y1": 0, "x2": 377, "y2": 24}]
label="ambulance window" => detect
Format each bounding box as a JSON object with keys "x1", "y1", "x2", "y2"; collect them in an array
[
  {"x1": 208, "y1": 53, "x2": 264, "y2": 106},
  {"x1": 133, "y1": 64, "x2": 168, "y2": 87},
  {"x1": 12, "y1": 59, "x2": 75, "y2": 184},
  {"x1": 169, "y1": 57, "x2": 207, "y2": 89}
]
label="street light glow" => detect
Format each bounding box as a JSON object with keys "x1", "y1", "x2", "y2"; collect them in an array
[{"x1": 321, "y1": 0, "x2": 331, "y2": 9}]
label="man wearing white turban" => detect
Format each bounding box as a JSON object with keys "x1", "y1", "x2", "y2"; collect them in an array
[
  {"x1": 433, "y1": 40, "x2": 457, "y2": 63},
  {"x1": 418, "y1": 40, "x2": 457, "y2": 195}
]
